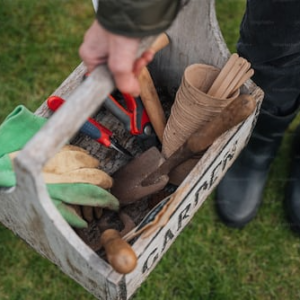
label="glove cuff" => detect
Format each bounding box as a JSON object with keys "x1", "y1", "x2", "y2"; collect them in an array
[{"x1": 0, "y1": 105, "x2": 47, "y2": 156}]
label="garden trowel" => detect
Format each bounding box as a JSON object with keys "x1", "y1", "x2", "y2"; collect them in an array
[{"x1": 111, "y1": 94, "x2": 256, "y2": 205}]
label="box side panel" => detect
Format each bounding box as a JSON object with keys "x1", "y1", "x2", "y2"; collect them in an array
[{"x1": 125, "y1": 110, "x2": 258, "y2": 298}]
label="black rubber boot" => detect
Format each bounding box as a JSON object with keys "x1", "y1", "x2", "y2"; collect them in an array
[
  {"x1": 285, "y1": 125, "x2": 300, "y2": 233},
  {"x1": 215, "y1": 109, "x2": 296, "y2": 228}
]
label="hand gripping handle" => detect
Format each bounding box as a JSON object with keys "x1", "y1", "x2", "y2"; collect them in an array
[{"x1": 16, "y1": 36, "x2": 157, "y2": 172}]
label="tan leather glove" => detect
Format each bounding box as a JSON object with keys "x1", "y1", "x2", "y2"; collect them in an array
[{"x1": 9, "y1": 145, "x2": 118, "y2": 228}]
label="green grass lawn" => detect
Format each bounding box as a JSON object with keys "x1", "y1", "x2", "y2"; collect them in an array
[{"x1": 1, "y1": 1, "x2": 300, "y2": 299}]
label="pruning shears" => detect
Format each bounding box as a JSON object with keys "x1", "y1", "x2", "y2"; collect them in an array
[
  {"x1": 47, "y1": 95, "x2": 133, "y2": 157},
  {"x1": 104, "y1": 91, "x2": 157, "y2": 149},
  {"x1": 83, "y1": 73, "x2": 157, "y2": 149}
]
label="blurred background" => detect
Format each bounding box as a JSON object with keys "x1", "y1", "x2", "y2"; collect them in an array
[{"x1": 0, "y1": 1, "x2": 300, "y2": 299}]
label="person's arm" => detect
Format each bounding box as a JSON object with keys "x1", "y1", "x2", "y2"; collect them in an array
[
  {"x1": 96, "y1": 0, "x2": 181, "y2": 37},
  {"x1": 79, "y1": 0, "x2": 183, "y2": 95}
]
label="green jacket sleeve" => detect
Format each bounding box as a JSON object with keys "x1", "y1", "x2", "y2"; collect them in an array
[{"x1": 96, "y1": 0, "x2": 182, "y2": 37}]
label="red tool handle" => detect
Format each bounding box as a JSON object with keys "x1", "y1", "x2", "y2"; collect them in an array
[
  {"x1": 84, "y1": 72, "x2": 152, "y2": 138},
  {"x1": 47, "y1": 95, "x2": 112, "y2": 147},
  {"x1": 123, "y1": 93, "x2": 151, "y2": 135}
]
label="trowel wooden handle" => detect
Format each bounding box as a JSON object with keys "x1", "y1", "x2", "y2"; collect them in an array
[
  {"x1": 100, "y1": 229, "x2": 137, "y2": 274},
  {"x1": 188, "y1": 94, "x2": 256, "y2": 153},
  {"x1": 139, "y1": 69, "x2": 166, "y2": 142},
  {"x1": 138, "y1": 33, "x2": 169, "y2": 142}
]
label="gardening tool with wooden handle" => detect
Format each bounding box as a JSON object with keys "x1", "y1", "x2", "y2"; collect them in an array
[
  {"x1": 111, "y1": 94, "x2": 256, "y2": 205},
  {"x1": 100, "y1": 229, "x2": 137, "y2": 274},
  {"x1": 138, "y1": 33, "x2": 169, "y2": 143}
]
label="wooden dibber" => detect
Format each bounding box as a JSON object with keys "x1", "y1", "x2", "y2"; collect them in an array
[
  {"x1": 138, "y1": 33, "x2": 170, "y2": 143},
  {"x1": 100, "y1": 229, "x2": 137, "y2": 274}
]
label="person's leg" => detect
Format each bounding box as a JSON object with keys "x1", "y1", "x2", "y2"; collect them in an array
[
  {"x1": 215, "y1": 0, "x2": 300, "y2": 227},
  {"x1": 216, "y1": 108, "x2": 297, "y2": 227},
  {"x1": 286, "y1": 125, "x2": 300, "y2": 233}
]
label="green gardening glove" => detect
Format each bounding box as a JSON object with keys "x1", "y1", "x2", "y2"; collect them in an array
[{"x1": 0, "y1": 105, "x2": 119, "y2": 228}]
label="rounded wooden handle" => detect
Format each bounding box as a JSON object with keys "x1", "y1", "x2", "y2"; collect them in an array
[
  {"x1": 149, "y1": 33, "x2": 170, "y2": 54},
  {"x1": 100, "y1": 229, "x2": 137, "y2": 274},
  {"x1": 138, "y1": 33, "x2": 170, "y2": 143},
  {"x1": 139, "y1": 68, "x2": 166, "y2": 142}
]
